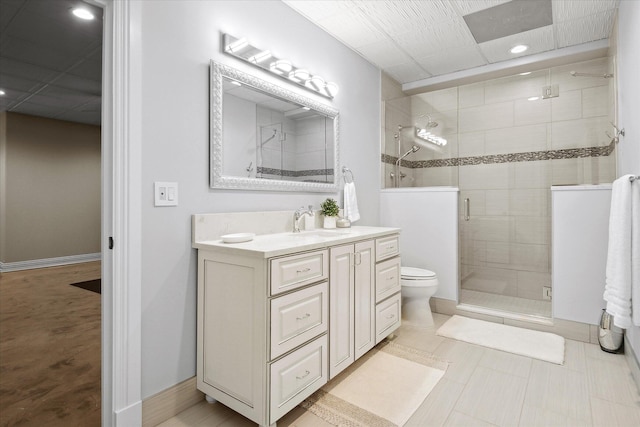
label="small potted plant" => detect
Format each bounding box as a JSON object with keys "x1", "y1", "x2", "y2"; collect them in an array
[{"x1": 320, "y1": 198, "x2": 339, "y2": 229}]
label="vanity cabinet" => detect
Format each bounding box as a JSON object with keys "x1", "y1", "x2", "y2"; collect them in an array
[
  {"x1": 328, "y1": 240, "x2": 375, "y2": 379},
  {"x1": 195, "y1": 227, "x2": 400, "y2": 427}
]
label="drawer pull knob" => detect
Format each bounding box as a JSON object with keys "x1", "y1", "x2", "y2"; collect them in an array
[
  {"x1": 296, "y1": 267, "x2": 311, "y2": 274},
  {"x1": 296, "y1": 313, "x2": 311, "y2": 320},
  {"x1": 296, "y1": 370, "x2": 310, "y2": 380},
  {"x1": 386, "y1": 314, "x2": 395, "y2": 319}
]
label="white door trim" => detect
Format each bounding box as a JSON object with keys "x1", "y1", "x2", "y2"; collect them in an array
[{"x1": 96, "y1": 0, "x2": 143, "y2": 425}]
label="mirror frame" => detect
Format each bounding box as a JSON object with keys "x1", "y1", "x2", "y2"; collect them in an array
[{"x1": 210, "y1": 60, "x2": 340, "y2": 192}]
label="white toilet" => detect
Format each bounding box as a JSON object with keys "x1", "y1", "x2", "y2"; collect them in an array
[{"x1": 401, "y1": 266, "x2": 439, "y2": 326}]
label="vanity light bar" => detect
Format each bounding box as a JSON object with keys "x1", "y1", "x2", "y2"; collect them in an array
[
  {"x1": 222, "y1": 33, "x2": 339, "y2": 99},
  {"x1": 416, "y1": 128, "x2": 447, "y2": 146}
]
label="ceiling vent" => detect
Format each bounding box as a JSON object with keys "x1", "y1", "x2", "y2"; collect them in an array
[{"x1": 464, "y1": 0, "x2": 553, "y2": 43}]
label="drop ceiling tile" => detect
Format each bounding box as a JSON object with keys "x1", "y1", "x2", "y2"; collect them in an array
[
  {"x1": 0, "y1": 0, "x2": 25, "y2": 28},
  {"x1": 50, "y1": 74, "x2": 101, "y2": 96},
  {"x1": 0, "y1": 36, "x2": 77, "y2": 71},
  {"x1": 6, "y1": 7, "x2": 101, "y2": 52},
  {"x1": 66, "y1": 57, "x2": 102, "y2": 82},
  {"x1": 11, "y1": 101, "x2": 65, "y2": 119},
  {"x1": 0, "y1": 73, "x2": 41, "y2": 92},
  {"x1": 356, "y1": 39, "x2": 414, "y2": 69},
  {"x1": 0, "y1": 58, "x2": 59, "y2": 82},
  {"x1": 316, "y1": 7, "x2": 387, "y2": 48},
  {"x1": 394, "y1": 18, "x2": 477, "y2": 55},
  {"x1": 282, "y1": 0, "x2": 357, "y2": 22},
  {"x1": 479, "y1": 25, "x2": 555, "y2": 64},
  {"x1": 451, "y1": 0, "x2": 512, "y2": 16},
  {"x1": 354, "y1": 0, "x2": 459, "y2": 34},
  {"x1": 416, "y1": 45, "x2": 487, "y2": 76},
  {"x1": 28, "y1": 91, "x2": 86, "y2": 109},
  {"x1": 556, "y1": 10, "x2": 616, "y2": 48},
  {"x1": 382, "y1": 61, "x2": 432, "y2": 85},
  {"x1": 552, "y1": 0, "x2": 619, "y2": 22}
]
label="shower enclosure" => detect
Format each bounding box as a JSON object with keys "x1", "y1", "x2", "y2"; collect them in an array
[{"x1": 382, "y1": 56, "x2": 616, "y2": 319}]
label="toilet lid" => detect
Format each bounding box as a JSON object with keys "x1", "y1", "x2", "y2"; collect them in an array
[{"x1": 401, "y1": 266, "x2": 436, "y2": 279}]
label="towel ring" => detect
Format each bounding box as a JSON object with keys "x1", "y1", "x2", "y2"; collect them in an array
[{"x1": 342, "y1": 166, "x2": 354, "y2": 183}]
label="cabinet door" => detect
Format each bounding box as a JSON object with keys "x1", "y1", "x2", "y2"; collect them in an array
[
  {"x1": 329, "y1": 244, "x2": 354, "y2": 379},
  {"x1": 354, "y1": 240, "x2": 375, "y2": 359}
]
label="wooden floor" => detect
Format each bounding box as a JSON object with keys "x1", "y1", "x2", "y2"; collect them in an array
[{"x1": 0, "y1": 262, "x2": 101, "y2": 427}]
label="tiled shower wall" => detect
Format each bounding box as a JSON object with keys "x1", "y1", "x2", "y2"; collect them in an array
[{"x1": 382, "y1": 56, "x2": 616, "y2": 302}]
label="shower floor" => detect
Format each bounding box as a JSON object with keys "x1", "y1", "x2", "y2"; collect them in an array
[{"x1": 459, "y1": 289, "x2": 552, "y2": 319}]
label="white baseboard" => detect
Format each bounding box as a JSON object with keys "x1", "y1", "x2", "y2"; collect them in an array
[
  {"x1": 0, "y1": 253, "x2": 101, "y2": 272},
  {"x1": 624, "y1": 336, "x2": 640, "y2": 394},
  {"x1": 142, "y1": 377, "x2": 204, "y2": 427}
]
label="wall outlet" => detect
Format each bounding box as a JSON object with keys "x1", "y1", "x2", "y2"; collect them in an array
[
  {"x1": 154, "y1": 182, "x2": 178, "y2": 206},
  {"x1": 543, "y1": 286, "x2": 552, "y2": 300}
]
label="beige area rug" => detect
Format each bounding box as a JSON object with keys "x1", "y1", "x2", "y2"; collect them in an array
[
  {"x1": 300, "y1": 341, "x2": 447, "y2": 426},
  {"x1": 436, "y1": 315, "x2": 565, "y2": 365}
]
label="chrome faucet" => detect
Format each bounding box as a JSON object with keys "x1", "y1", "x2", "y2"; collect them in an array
[{"x1": 293, "y1": 205, "x2": 314, "y2": 233}]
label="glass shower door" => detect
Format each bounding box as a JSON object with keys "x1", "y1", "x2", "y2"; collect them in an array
[{"x1": 457, "y1": 70, "x2": 553, "y2": 318}]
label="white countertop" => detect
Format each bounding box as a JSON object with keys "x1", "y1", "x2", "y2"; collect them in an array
[{"x1": 192, "y1": 226, "x2": 401, "y2": 258}]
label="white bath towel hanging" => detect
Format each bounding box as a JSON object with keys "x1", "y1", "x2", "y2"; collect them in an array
[
  {"x1": 632, "y1": 176, "x2": 640, "y2": 326},
  {"x1": 603, "y1": 175, "x2": 637, "y2": 328},
  {"x1": 343, "y1": 182, "x2": 360, "y2": 222}
]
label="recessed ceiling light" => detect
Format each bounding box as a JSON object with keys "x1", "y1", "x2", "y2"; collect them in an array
[
  {"x1": 72, "y1": 8, "x2": 94, "y2": 20},
  {"x1": 510, "y1": 44, "x2": 528, "y2": 54},
  {"x1": 519, "y1": 72, "x2": 532, "y2": 76},
  {"x1": 528, "y1": 96, "x2": 540, "y2": 101},
  {"x1": 0, "y1": 89, "x2": 5, "y2": 96}
]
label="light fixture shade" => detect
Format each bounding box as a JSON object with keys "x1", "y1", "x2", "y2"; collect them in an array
[
  {"x1": 289, "y1": 68, "x2": 310, "y2": 82},
  {"x1": 248, "y1": 50, "x2": 271, "y2": 64},
  {"x1": 325, "y1": 81, "x2": 339, "y2": 97},
  {"x1": 270, "y1": 60, "x2": 293, "y2": 75},
  {"x1": 222, "y1": 33, "x2": 338, "y2": 99},
  {"x1": 225, "y1": 38, "x2": 249, "y2": 53},
  {"x1": 307, "y1": 75, "x2": 325, "y2": 91}
]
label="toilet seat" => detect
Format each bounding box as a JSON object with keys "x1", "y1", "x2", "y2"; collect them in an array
[{"x1": 401, "y1": 266, "x2": 436, "y2": 280}]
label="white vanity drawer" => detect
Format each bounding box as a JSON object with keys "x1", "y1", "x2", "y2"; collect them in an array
[
  {"x1": 376, "y1": 293, "x2": 401, "y2": 344},
  {"x1": 375, "y1": 256, "x2": 401, "y2": 303},
  {"x1": 376, "y1": 235, "x2": 399, "y2": 262},
  {"x1": 270, "y1": 250, "x2": 328, "y2": 296},
  {"x1": 270, "y1": 282, "x2": 328, "y2": 360},
  {"x1": 270, "y1": 335, "x2": 327, "y2": 424}
]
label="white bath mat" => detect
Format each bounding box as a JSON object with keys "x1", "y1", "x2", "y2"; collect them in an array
[
  {"x1": 436, "y1": 315, "x2": 565, "y2": 365},
  {"x1": 301, "y1": 341, "x2": 447, "y2": 426}
]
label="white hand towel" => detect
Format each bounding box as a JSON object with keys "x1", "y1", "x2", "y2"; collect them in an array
[
  {"x1": 632, "y1": 177, "x2": 640, "y2": 326},
  {"x1": 343, "y1": 182, "x2": 360, "y2": 222},
  {"x1": 603, "y1": 175, "x2": 634, "y2": 329}
]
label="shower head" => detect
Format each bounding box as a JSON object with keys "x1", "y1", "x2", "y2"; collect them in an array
[
  {"x1": 260, "y1": 129, "x2": 278, "y2": 146},
  {"x1": 418, "y1": 114, "x2": 439, "y2": 128},
  {"x1": 396, "y1": 145, "x2": 421, "y2": 165}
]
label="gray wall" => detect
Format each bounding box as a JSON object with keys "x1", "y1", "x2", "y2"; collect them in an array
[
  {"x1": 0, "y1": 112, "x2": 101, "y2": 264},
  {"x1": 138, "y1": 1, "x2": 381, "y2": 398},
  {"x1": 616, "y1": 0, "x2": 640, "y2": 366}
]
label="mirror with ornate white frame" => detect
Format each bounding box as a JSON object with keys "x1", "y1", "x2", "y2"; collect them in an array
[{"x1": 210, "y1": 61, "x2": 340, "y2": 192}]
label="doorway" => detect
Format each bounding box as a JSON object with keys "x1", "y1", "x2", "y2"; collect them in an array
[{"x1": 0, "y1": 0, "x2": 104, "y2": 424}]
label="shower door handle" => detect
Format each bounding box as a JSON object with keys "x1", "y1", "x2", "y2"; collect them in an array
[{"x1": 464, "y1": 198, "x2": 470, "y2": 221}]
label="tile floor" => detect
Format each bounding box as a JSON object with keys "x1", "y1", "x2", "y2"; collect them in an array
[{"x1": 162, "y1": 313, "x2": 640, "y2": 427}]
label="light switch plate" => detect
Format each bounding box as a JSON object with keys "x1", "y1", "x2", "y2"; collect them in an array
[{"x1": 154, "y1": 182, "x2": 178, "y2": 206}]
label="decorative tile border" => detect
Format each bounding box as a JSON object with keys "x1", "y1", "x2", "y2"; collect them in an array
[
  {"x1": 256, "y1": 167, "x2": 334, "y2": 177},
  {"x1": 382, "y1": 140, "x2": 615, "y2": 169}
]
